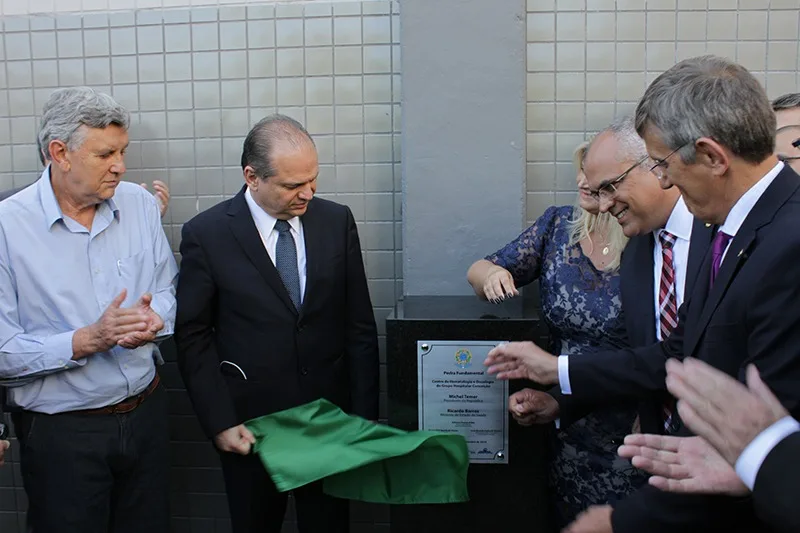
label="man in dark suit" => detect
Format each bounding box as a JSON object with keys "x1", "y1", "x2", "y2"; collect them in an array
[
  {"x1": 175, "y1": 114, "x2": 379, "y2": 533},
  {"x1": 510, "y1": 117, "x2": 714, "y2": 435},
  {"x1": 484, "y1": 55, "x2": 800, "y2": 532},
  {"x1": 619, "y1": 357, "x2": 800, "y2": 533}
]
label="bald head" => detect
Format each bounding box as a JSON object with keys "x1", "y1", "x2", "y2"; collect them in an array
[{"x1": 241, "y1": 114, "x2": 316, "y2": 180}]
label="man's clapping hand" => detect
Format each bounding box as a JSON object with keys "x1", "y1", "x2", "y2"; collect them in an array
[
  {"x1": 117, "y1": 293, "x2": 165, "y2": 349},
  {"x1": 72, "y1": 290, "x2": 165, "y2": 358}
]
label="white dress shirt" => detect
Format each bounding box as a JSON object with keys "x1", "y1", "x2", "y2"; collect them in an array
[
  {"x1": 559, "y1": 161, "x2": 784, "y2": 396},
  {"x1": 652, "y1": 196, "x2": 693, "y2": 341},
  {"x1": 717, "y1": 161, "x2": 783, "y2": 263},
  {"x1": 558, "y1": 197, "x2": 692, "y2": 393},
  {"x1": 244, "y1": 188, "x2": 307, "y2": 301},
  {"x1": 736, "y1": 416, "x2": 799, "y2": 490}
]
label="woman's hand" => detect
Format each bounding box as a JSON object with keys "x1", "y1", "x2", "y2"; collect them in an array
[{"x1": 482, "y1": 264, "x2": 519, "y2": 303}]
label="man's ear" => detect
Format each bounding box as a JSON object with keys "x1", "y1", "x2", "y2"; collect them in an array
[
  {"x1": 243, "y1": 166, "x2": 260, "y2": 190},
  {"x1": 48, "y1": 140, "x2": 70, "y2": 172},
  {"x1": 694, "y1": 137, "x2": 730, "y2": 177}
]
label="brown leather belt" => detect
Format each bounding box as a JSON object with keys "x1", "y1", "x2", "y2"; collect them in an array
[{"x1": 76, "y1": 373, "x2": 160, "y2": 415}]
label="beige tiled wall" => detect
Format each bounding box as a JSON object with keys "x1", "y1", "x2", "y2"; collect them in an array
[
  {"x1": 525, "y1": 0, "x2": 800, "y2": 224},
  {"x1": 0, "y1": 0, "x2": 402, "y2": 378},
  {"x1": 1, "y1": 0, "x2": 363, "y2": 16}
]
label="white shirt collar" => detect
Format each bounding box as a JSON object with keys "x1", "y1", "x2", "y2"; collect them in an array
[
  {"x1": 719, "y1": 161, "x2": 783, "y2": 238},
  {"x1": 658, "y1": 195, "x2": 693, "y2": 242},
  {"x1": 244, "y1": 188, "x2": 301, "y2": 235}
]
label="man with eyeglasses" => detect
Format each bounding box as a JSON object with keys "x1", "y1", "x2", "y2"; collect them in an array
[
  {"x1": 507, "y1": 116, "x2": 713, "y2": 489},
  {"x1": 483, "y1": 55, "x2": 800, "y2": 533},
  {"x1": 570, "y1": 117, "x2": 712, "y2": 430},
  {"x1": 772, "y1": 93, "x2": 800, "y2": 173}
]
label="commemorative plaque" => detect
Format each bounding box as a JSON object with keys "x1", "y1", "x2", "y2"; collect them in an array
[{"x1": 417, "y1": 340, "x2": 509, "y2": 464}]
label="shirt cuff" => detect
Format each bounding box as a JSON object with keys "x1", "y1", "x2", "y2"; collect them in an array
[
  {"x1": 149, "y1": 296, "x2": 176, "y2": 339},
  {"x1": 558, "y1": 355, "x2": 572, "y2": 395},
  {"x1": 734, "y1": 415, "x2": 800, "y2": 491}
]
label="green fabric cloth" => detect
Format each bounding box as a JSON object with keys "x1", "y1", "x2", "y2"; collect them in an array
[{"x1": 245, "y1": 399, "x2": 470, "y2": 504}]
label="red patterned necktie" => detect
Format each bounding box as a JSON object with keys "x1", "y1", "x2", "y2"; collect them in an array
[
  {"x1": 658, "y1": 231, "x2": 679, "y2": 340},
  {"x1": 658, "y1": 230, "x2": 679, "y2": 430}
]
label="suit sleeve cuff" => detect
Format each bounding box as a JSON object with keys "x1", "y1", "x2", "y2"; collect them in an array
[
  {"x1": 735, "y1": 416, "x2": 800, "y2": 490},
  {"x1": 558, "y1": 355, "x2": 572, "y2": 394}
]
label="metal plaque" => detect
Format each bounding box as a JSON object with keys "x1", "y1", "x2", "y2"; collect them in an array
[{"x1": 417, "y1": 340, "x2": 509, "y2": 464}]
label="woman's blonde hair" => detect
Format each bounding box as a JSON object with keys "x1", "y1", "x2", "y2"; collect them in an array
[{"x1": 567, "y1": 140, "x2": 628, "y2": 272}]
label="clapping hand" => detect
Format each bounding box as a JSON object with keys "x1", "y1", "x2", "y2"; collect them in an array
[
  {"x1": 666, "y1": 358, "x2": 789, "y2": 465},
  {"x1": 618, "y1": 433, "x2": 748, "y2": 496},
  {"x1": 117, "y1": 292, "x2": 165, "y2": 349}
]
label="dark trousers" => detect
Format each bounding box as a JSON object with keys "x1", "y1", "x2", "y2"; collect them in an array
[
  {"x1": 219, "y1": 449, "x2": 349, "y2": 533},
  {"x1": 12, "y1": 384, "x2": 170, "y2": 533}
]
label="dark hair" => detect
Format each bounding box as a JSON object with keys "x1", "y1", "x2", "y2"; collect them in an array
[
  {"x1": 772, "y1": 93, "x2": 800, "y2": 112},
  {"x1": 240, "y1": 114, "x2": 315, "y2": 179}
]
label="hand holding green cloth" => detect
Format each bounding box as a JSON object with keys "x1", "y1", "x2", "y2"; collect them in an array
[{"x1": 244, "y1": 399, "x2": 470, "y2": 504}]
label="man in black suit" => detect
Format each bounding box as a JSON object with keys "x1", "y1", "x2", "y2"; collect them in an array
[
  {"x1": 175, "y1": 114, "x2": 379, "y2": 533},
  {"x1": 484, "y1": 55, "x2": 800, "y2": 532},
  {"x1": 619, "y1": 357, "x2": 799, "y2": 533},
  {"x1": 511, "y1": 117, "x2": 713, "y2": 434}
]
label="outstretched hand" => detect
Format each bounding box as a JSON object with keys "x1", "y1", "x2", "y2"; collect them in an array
[
  {"x1": 618, "y1": 433, "x2": 748, "y2": 496},
  {"x1": 483, "y1": 341, "x2": 559, "y2": 385}
]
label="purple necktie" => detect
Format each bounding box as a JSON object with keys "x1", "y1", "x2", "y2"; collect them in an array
[{"x1": 709, "y1": 230, "x2": 732, "y2": 289}]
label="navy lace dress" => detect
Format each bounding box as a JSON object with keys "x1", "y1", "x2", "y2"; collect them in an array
[{"x1": 486, "y1": 205, "x2": 646, "y2": 526}]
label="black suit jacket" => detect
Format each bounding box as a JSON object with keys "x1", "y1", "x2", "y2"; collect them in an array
[
  {"x1": 753, "y1": 430, "x2": 800, "y2": 533},
  {"x1": 554, "y1": 215, "x2": 713, "y2": 429},
  {"x1": 563, "y1": 166, "x2": 800, "y2": 532},
  {"x1": 175, "y1": 189, "x2": 379, "y2": 439},
  {"x1": 617, "y1": 218, "x2": 713, "y2": 433}
]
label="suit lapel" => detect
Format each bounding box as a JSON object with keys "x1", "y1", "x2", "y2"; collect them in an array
[
  {"x1": 685, "y1": 219, "x2": 715, "y2": 296},
  {"x1": 621, "y1": 234, "x2": 657, "y2": 347},
  {"x1": 227, "y1": 187, "x2": 298, "y2": 316},
  {"x1": 684, "y1": 167, "x2": 800, "y2": 356},
  {"x1": 298, "y1": 199, "x2": 323, "y2": 319}
]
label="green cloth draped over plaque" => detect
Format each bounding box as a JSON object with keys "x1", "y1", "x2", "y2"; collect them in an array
[{"x1": 244, "y1": 399, "x2": 470, "y2": 504}]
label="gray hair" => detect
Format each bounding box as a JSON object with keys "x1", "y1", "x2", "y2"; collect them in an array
[
  {"x1": 606, "y1": 115, "x2": 649, "y2": 163},
  {"x1": 585, "y1": 115, "x2": 649, "y2": 166},
  {"x1": 772, "y1": 93, "x2": 800, "y2": 112},
  {"x1": 635, "y1": 55, "x2": 775, "y2": 165},
  {"x1": 37, "y1": 87, "x2": 130, "y2": 164},
  {"x1": 241, "y1": 114, "x2": 315, "y2": 179}
]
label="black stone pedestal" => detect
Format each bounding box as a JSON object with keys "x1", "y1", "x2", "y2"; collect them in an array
[{"x1": 386, "y1": 296, "x2": 554, "y2": 533}]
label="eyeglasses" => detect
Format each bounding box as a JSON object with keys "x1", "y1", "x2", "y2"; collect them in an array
[
  {"x1": 777, "y1": 154, "x2": 800, "y2": 163},
  {"x1": 590, "y1": 154, "x2": 650, "y2": 201},
  {"x1": 649, "y1": 140, "x2": 695, "y2": 180}
]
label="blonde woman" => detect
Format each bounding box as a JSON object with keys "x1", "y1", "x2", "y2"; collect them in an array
[{"x1": 467, "y1": 141, "x2": 641, "y2": 527}]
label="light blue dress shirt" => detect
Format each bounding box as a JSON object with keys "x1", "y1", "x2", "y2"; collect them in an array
[{"x1": 0, "y1": 168, "x2": 178, "y2": 413}]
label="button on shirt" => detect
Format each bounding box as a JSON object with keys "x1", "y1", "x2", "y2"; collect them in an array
[
  {"x1": 244, "y1": 188, "x2": 307, "y2": 301},
  {"x1": 0, "y1": 169, "x2": 178, "y2": 413}
]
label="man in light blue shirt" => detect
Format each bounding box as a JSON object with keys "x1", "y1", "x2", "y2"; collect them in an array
[{"x1": 0, "y1": 87, "x2": 177, "y2": 533}]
